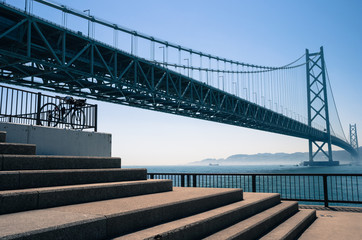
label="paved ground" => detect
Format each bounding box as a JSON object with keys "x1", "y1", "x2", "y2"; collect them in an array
[
  {"x1": 299, "y1": 206, "x2": 362, "y2": 240},
  {"x1": 300, "y1": 205, "x2": 362, "y2": 213}
]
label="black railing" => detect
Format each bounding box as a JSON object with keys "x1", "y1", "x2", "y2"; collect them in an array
[
  {"x1": 0, "y1": 85, "x2": 97, "y2": 131},
  {"x1": 148, "y1": 173, "x2": 362, "y2": 207}
]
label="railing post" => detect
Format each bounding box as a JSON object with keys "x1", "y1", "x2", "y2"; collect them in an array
[
  {"x1": 36, "y1": 92, "x2": 42, "y2": 125},
  {"x1": 149, "y1": 174, "x2": 154, "y2": 179},
  {"x1": 323, "y1": 175, "x2": 329, "y2": 207},
  {"x1": 193, "y1": 174, "x2": 197, "y2": 187},
  {"x1": 181, "y1": 174, "x2": 185, "y2": 187},
  {"x1": 252, "y1": 175, "x2": 256, "y2": 192},
  {"x1": 94, "y1": 104, "x2": 98, "y2": 132},
  {"x1": 187, "y1": 175, "x2": 191, "y2": 187}
]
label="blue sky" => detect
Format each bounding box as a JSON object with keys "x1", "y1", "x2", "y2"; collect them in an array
[{"x1": 10, "y1": 0, "x2": 362, "y2": 165}]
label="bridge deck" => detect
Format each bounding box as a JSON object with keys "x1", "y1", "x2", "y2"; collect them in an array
[{"x1": 0, "y1": 2, "x2": 356, "y2": 156}]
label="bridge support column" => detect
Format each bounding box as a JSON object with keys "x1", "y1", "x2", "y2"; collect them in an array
[
  {"x1": 305, "y1": 47, "x2": 337, "y2": 166},
  {"x1": 349, "y1": 124, "x2": 359, "y2": 159}
]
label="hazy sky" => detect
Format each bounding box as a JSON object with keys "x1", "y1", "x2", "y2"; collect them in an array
[{"x1": 10, "y1": 0, "x2": 362, "y2": 165}]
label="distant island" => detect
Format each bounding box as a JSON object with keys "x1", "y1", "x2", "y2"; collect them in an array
[{"x1": 189, "y1": 147, "x2": 361, "y2": 166}]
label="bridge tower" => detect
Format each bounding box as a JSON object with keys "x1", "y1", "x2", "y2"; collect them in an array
[
  {"x1": 305, "y1": 47, "x2": 338, "y2": 166},
  {"x1": 349, "y1": 124, "x2": 359, "y2": 156}
]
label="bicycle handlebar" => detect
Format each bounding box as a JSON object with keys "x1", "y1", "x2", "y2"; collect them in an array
[{"x1": 54, "y1": 96, "x2": 86, "y2": 106}]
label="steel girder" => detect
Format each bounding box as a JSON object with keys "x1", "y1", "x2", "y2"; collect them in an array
[{"x1": 0, "y1": 3, "x2": 357, "y2": 156}]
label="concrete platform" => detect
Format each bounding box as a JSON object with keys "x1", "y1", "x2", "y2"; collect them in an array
[
  {"x1": 0, "y1": 122, "x2": 111, "y2": 157},
  {"x1": 299, "y1": 209, "x2": 362, "y2": 240}
]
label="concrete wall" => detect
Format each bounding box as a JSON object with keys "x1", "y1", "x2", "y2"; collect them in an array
[{"x1": 0, "y1": 122, "x2": 111, "y2": 157}]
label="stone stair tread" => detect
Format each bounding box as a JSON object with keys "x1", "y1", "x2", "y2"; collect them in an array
[
  {"x1": 259, "y1": 209, "x2": 316, "y2": 240},
  {"x1": 0, "y1": 207, "x2": 108, "y2": 239},
  {"x1": 3, "y1": 167, "x2": 135, "y2": 172},
  {"x1": 0, "y1": 154, "x2": 121, "y2": 170},
  {"x1": 0, "y1": 179, "x2": 173, "y2": 214},
  {"x1": 0, "y1": 179, "x2": 167, "y2": 195},
  {"x1": 203, "y1": 201, "x2": 299, "y2": 240},
  {"x1": 0, "y1": 168, "x2": 146, "y2": 190},
  {"x1": 0, "y1": 168, "x2": 142, "y2": 174},
  {"x1": 115, "y1": 192, "x2": 280, "y2": 240},
  {"x1": 0, "y1": 142, "x2": 36, "y2": 155},
  {"x1": 0, "y1": 142, "x2": 35, "y2": 146},
  {"x1": 0, "y1": 154, "x2": 122, "y2": 159},
  {"x1": 0, "y1": 131, "x2": 6, "y2": 142},
  {"x1": 0, "y1": 187, "x2": 243, "y2": 239}
]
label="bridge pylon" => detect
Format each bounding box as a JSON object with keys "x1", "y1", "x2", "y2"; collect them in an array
[
  {"x1": 305, "y1": 47, "x2": 338, "y2": 166},
  {"x1": 349, "y1": 124, "x2": 359, "y2": 158}
]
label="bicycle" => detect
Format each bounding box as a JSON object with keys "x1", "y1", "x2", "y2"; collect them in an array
[{"x1": 39, "y1": 96, "x2": 86, "y2": 129}]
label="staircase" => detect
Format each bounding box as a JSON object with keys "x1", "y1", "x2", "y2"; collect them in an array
[{"x1": 0, "y1": 130, "x2": 316, "y2": 239}]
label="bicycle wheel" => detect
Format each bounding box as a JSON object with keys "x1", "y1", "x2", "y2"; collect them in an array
[
  {"x1": 39, "y1": 103, "x2": 60, "y2": 127},
  {"x1": 71, "y1": 108, "x2": 85, "y2": 130}
]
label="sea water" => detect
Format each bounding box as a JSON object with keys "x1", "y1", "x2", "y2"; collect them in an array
[{"x1": 125, "y1": 164, "x2": 362, "y2": 174}]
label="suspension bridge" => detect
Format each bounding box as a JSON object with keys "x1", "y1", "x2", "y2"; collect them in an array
[{"x1": 0, "y1": 0, "x2": 358, "y2": 165}]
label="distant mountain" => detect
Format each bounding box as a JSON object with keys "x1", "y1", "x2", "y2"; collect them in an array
[{"x1": 189, "y1": 147, "x2": 361, "y2": 166}]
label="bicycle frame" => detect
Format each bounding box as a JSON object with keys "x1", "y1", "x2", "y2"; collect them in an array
[{"x1": 39, "y1": 98, "x2": 86, "y2": 129}]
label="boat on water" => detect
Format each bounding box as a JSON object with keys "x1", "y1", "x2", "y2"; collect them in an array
[{"x1": 209, "y1": 163, "x2": 219, "y2": 166}]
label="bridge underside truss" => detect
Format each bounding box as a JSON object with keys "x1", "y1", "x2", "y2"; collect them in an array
[{"x1": 0, "y1": 4, "x2": 356, "y2": 156}]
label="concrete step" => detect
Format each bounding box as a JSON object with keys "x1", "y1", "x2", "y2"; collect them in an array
[
  {"x1": 203, "y1": 201, "x2": 299, "y2": 240},
  {"x1": 260, "y1": 209, "x2": 316, "y2": 240},
  {"x1": 0, "y1": 187, "x2": 243, "y2": 239},
  {"x1": 0, "y1": 131, "x2": 6, "y2": 142},
  {"x1": 0, "y1": 179, "x2": 173, "y2": 214},
  {"x1": 115, "y1": 192, "x2": 280, "y2": 240},
  {"x1": 0, "y1": 155, "x2": 121, "y2": 170},
  {"x1": 0, "y1": 142, "x2": 36, "y2": 155},
  {"x1": 0, "y1": 168, "x2": 147, "y2": 190}
]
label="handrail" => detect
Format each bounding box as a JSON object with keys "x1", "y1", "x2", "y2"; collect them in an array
[
  {"x1": 0, "y1": 84, "x2": 98, "y2": 131},
  {"x1": 148, "y1": 172, "x2": 362, "y2": 207}
]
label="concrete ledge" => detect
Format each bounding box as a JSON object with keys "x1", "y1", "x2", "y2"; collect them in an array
[
  {"x1": 0, "y1": 143, "x2": 36, "y2": 155},
  {"x1": 0, "y1": 122, "x2": 111, "y2": 157},
  {"x1": 0, "y1": 179, "x2": 173, "y2": 214},
  {"x1": 1, "y1": 155, "x2": 121, "y2": 170},
  {"x1": 0, "y1": 168, "x2": 147, "y2": 190}
]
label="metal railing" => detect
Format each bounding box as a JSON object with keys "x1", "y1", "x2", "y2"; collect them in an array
[
  {"x1": 148, "y1": 173, "x2": 362, "y2": 207},
  {"x1": 0, "y1": 85, "x2": 97, "y2": 131}
]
